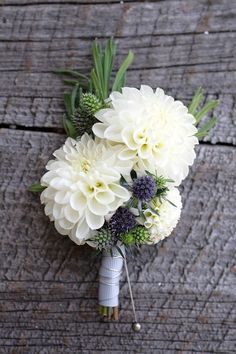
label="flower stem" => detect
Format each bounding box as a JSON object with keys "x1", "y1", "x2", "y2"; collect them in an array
[{"x1": 98, "y1": 305, "x2": 119, "y2": 320}]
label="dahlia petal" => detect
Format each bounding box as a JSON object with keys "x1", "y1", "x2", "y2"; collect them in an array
[
  {"x1": 44, "y1": 201, "x2": 53, "y2": 216},
  {"x1": 58, "y1": 217, "x2": 74, "y2": 230},
  {"x1": 40, "y1": 170, "x2": 57, "y2": 185},
  {"x1": 70, "y1": 191, "x2": 86, "y2": 211},
  {"x1": 55, "y1": 190, "x2": 70, "y2": 204},
  {"x1": 95, "y1": 108, "x2": 111, "y2": 122},
  {"x1": 50, "y1": 177, "x2": 70, "y2": 190},
  {"x1": 92, "y1": 123, "x2": 107, "y2": 138},
  {"x1": 95, "y1": 190, "x2": 115, "y2": 204},
  {"x1": 109, "y1": 183, "x2": 130, "y2": 200},
  {"x1": 138, "y1": 144, "x2": 152, "y2": 159},
  {"x1": 85, "y1": 209, "x2": 104, "y2": 230},
  {"x1": 52, "y1": 203, "x2": 64, "y2": 219},
  {"x1": 41, "y1": 188, "x2": 55, "y2": 203},
  {"x1": 140, "y1": 85, "x2": 153, "y2": 96},
  {"x1": 121, "y1": 128, "x2": 138, "y2": 150},
  {"x1": 54, "y1": 221, "x2": 68, "y2": 236},
  {"x1": 118, "y1": 147, "x2": 137, "y2": 160},
  {"x1": 104, "y1": 125, "x2": 122, "y2": 142},
  {"x1": 88, "y1": 197, "x2": 109, "y2": 216},
  {"x1": 75, "y1": 218, "x2": 90, "y2": 239},
  {"x1": 69, "y1": 224, "x2": 89, "y2": 245},
  {"x1": 64, "y1": 205, "x2": 80, "y2": 223}
]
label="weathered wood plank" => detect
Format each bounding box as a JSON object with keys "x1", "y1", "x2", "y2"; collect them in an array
[
  {"x1": 0, "y1": 32, "x2": 235, "y2": 72},
  {"x1": 0, "y1": 1, "x2": 235, "y2": 145},
  {"x1": 1, "y1": 1, "x2": 236, "y2": 41},
  {"x1": 0, "y1": 128, "x2": 235, "y2": 352},
  {"x1": 3, "y1": 0, "x2": 136, "y2": 3},
  {"x1": 1, "y1": 70, "x2": 235, "y2": 144}
]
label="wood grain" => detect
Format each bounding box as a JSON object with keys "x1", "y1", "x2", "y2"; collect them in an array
[
  {"x1": 0, "y1": 129, "x2": 235, "y2": 353},
  {"x1": 0, "y1": 1, "x2": 235, "y2": 144},
  {"x1": 0, "y1": 0, "x2": 235, "y2": 352}
]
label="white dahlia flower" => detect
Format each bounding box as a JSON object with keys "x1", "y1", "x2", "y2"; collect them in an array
[
  {"x1": 93, "y1": 85, "x2": 198, "y2": 185},
  {"x1": 143, "y1": 188, "x2": 182, "y2": 244},
  {"x1": 40, "y1": 134, "x2": 132, "y2": 245}
]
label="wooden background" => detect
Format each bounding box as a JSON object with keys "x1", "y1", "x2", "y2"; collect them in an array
[{"x1": 0, "y1": 0, "x2": 235, "y2": 353}]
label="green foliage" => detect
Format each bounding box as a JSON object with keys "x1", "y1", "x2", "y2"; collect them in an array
[
  {"x1": 112, "y1": 50, "x2": 134, "y2": 92},
  {"x1": 90, "y1": 38, "x2": 134, "y2": 101},
  {"x1": 188, "y1": 87, "x2": 204, "y2": 116},
  {"x1": 93, "y1": 228, "x2": 113, "y2": 250},
  {"x1": 62, "y1": 85, "x2": 81, "y2": 138},
  {"x1": 28, "y1": 183, "x2": 46, "y2": 193},
  {"x1": 80, "y1": 93, "x2": 103, "y2": 114},
  {"x1": 71, "y1": 93, "x2": 102, "y2": 137},
  {"x1": 195, "y1": 116, "x2": 217, "y2": 139},
  {"x1": 54, "y1": 69, "x2": 90, "y2": 90},
  {"x1": 121, "y1": 232, "x2": 135, "y2": 246},
  {"x1": 55, "y1": 38, "x2": 134, "y2": 103},
  {"x1": 145, "y1": 171, "x2": 174, "y2": 200},
  {"x1": 121, "y1": 226, "x2": 150, "y2": 246},
  {"x1": 62, "y1": 116, "x2": 78, "y2": 138},
  {"x1": 55, "y1": 38, "x2": 134, "y2": 137},
  {"x1": 189, "y1": 87, "x2": 219, "y2": 140}
]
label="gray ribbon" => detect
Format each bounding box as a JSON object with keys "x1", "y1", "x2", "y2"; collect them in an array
[{"x1": 98, "y1": 245, "x2": 125, "y2": 307}]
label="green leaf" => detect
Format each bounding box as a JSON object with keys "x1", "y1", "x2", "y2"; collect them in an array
[
  {"x1": 112, "y1": 50, "x2": 134, "y2": 92},
  {"x1": 63, "y1": 79, "x2": 80, "y2": 86},
  {"x1": 195, "y1": 117, "x2": 217, "y2": 139},
  {"x1": 102, "y1": 38, "x2": 116, "y2": 99},
  {"x1": 71, "y1": 84, "x2": 79, "y2": 112},
  {"x1": 195, "y1": 100, "x2": 219, "y2": 124},
  {"x1": 64, "y1": 93, "x2": 73, "y2": 117},
  {"x1": 130, "y1": 169, "x2": 137, "y2": 180},
  {"x1": 120, "y1": 175, "x2": 129, "y2": 188},
  {"x1": 62, "y1": 116, "x2": 78, "y2": 138},
  {"x1": 28, "y1": 183, "x2": 46, "y2": 193},
  {"x1": 115, "y1": 245, "x2": 125, "y2": 258},
  {"x1": 54, "y1": 69, "x2": 89, "y2": 82},
  {"x1": 92, "y1": 40, "x2": 105, "y2": 99},
  {"x1": 188, "y1": 87, "x2": 204, "y2": 116},
  {"x1": 55, "y1": 69, "x2": 90, "y2": 90},
  {"x1": 91, "y1": 68, "x2": 103, "y2": 101},
  {"x1": 163, "y1": 196, "x2": 177, "y2": 208},
  {"x1": 63, "y1": 79, "x2": 89, "y2": 90}
]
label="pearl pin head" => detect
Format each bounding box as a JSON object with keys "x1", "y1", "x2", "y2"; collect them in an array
[{"x1": 132, "y1": 322, "x2": 141, "y2": 332}]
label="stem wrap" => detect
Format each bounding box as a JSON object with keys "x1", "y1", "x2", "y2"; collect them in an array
[{"x1": 98, "y1": 245, "x2": 124, "y2": 307}]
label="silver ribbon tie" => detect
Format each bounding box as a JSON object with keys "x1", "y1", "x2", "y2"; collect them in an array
[{"x1": 98, "y1": 245, "x2": 124, "y2": 307}]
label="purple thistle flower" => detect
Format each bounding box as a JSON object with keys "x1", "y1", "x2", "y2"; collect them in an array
[
  {"x1": 109, "y1": 207, "x2": 136, "y2": 235},
  {"x1": 132, "y1": 175, "x2": 157, "y2": 202}
]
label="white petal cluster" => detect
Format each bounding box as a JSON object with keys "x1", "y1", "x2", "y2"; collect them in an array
[
  {"x1": 93, "y1": 85, "x2": 198, "y2": 185},
  {"x1": 143, "y1": 188, "x2": 182, "y2": 244},
  {"x1": 40, "y1": 134, "x2": 131, "y2": 245}
]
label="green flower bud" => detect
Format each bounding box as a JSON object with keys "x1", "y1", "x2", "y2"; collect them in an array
[
  {"x1": 80, "y1": 93, "x2": 103, "y2": 115},
  {"x1": 121, "y1": 226, "x2": 150, "y2": 246},
  {"x1": 131, "y1": 226, "x2": 150, "y2": 245},
  {"x1": 93, "y1": 228, "x2": 113, "y2": 250},
  {"x1": 121, "y1": 232, "x2": 135, "y2": 246},
  {"x1": 72, "y1": 93, "x2": 103, "y2": 136},
  {"x1": 72, "y1": 108, "x2": 97, "y2": 136}
]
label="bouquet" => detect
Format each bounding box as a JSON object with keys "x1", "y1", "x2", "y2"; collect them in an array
[{"x1": 29, "y1": 38, "x2": 218, "y2": 330}]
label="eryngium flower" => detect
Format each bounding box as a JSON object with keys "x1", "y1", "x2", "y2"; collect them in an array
[
  {"x1": 121, "y1": 226, "x2": 150, "y2": 246},
  {"x1": 132, "y1": 175, "x2": 157, "y2": 201},
  {"x1": 72, "y1": 94, "x2": 102, "y2": 137},
  {"x1": 93, "y1": 228, "x2": 113, "y2": 250},
  {"x1": 109, "y1": 207, "x2": 136, "y2": 235},
  {"x1": 80, "y1": 93, "x2": 103, "y2": 115},
  {"x1": 93, "y1": 86, "x2": 198, "y2": 185},
  {"x1": 40, "y1": 134, "x2": 132, "y2": 245},
  {"x1": 142, "y1": 188, "x2": 182, "y2": 244}
]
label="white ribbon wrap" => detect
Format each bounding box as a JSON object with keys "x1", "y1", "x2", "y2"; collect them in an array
[{"x1": 98, "y1": 245, "x2": 125, "y2": 307}]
